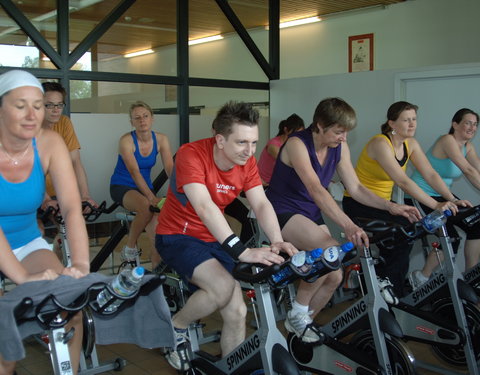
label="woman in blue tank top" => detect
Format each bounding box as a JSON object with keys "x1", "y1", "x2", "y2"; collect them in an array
[
  {"x1": 0, "y1": 70, "x2": 90, "y2": 374},
  {"x1": 110, "y1": 101, "x2": 173, "y2": 269},
  {"x1": 266, "y1": 98, "x2": 420, "y2": 343},
  {"x1": 407, "y1": 108, "x2": 480, "y2": 289}
]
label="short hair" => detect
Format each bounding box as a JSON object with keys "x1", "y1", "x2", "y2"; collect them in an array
[
  {"x1": 129, "y1": 101, "x2": 153, "y2": 118},
  {"x1": 276, "y1": 113, "x2": 305, "y2": 136},
  {"x1": 381, "y1": 101, "x2": 418, "y2": 135},
  {"x1": 42, "y1": 82, "x2": 67, "y2": 100},
  {"x1": 448, "y1": 108, "x2": 479, "y2": 135},
  {"x1": 212, "y1": 101, "x2": 259, "y2": 137},
  {"x1": 310, "y1": 97, "x2": 357, "y2": 133}
]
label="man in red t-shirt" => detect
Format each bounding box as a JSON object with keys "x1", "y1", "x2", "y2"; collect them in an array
[{"x1": 156, "y1": 101, "x2": 296, "y2": 371}]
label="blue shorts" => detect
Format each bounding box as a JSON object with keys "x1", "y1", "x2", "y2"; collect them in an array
[{"x1": 155, "y1": 234, "x2": 235, "y2": 291}]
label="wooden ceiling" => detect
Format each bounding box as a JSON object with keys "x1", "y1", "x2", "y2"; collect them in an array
[{"x1": 0, "y1": 0, "x2": 405, "y2": 59}]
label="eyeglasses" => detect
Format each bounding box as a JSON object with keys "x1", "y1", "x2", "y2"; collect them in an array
[{"x1": 45, "y1": 103, "x2": 65, "y2": 110}]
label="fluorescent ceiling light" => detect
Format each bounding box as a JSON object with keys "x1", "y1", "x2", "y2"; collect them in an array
[
  {"x1": 124, "y1": 49, "x2": 154, "y2": 58},
  {"x1": 279, "y1": 16, "x2": 321, "y2": 29},
  {"x1": 188, "y1": 35, "x2": 224, "y2": 46}
]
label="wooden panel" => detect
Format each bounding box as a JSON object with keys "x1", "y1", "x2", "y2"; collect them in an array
[{"x1": 0, "y1": 0, "x2": 405, "y2": 56}]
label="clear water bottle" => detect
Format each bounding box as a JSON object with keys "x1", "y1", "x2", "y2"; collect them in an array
[
  {"x1": 96, "y1": 266, "x2": 145, "y2": 313},
  {"x1": 270, "y1": 248, "x2": 323, "y2": 286},
  {"x1": 420, "y1": 209, "x2": 452, "y2": 233}
]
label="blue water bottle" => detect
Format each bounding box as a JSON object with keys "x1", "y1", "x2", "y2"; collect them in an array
[
  {"x1": 420, "y1": 210, "x2": 452, "y2": 233},
  {"x1": 307, "y1": 242, "x2": 355, "y2": 282},
  {"x1": 270, "y1": 248, "x2": 323, "y2": 286}
]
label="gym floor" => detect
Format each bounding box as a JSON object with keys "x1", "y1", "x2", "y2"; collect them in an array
[{"x1": 14, "y1": 229, "x2": 471, "y2": 375}]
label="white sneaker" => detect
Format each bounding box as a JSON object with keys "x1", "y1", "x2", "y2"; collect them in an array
[
  {"x1": 377, "y1": 276, "x2": 399, "y2": 305},
  {"x1": 165, "y1": 328, "x2": 190, "y2": 371},
  {"x1": 408, "y1": 270, "x2": 428, "y2": 291},
  {"x1": 284, "y1": 310, "x2": 321, "y2": 343}
]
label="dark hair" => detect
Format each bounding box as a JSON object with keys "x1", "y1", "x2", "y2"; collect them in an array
[
  {"x1": 212, "y1": 101, "x2": 259, "y2": 137},
  {"x1": 380, "y1": 101, "x2": 418, "y2": 134},
  {"x1": 129, "y1": 100, "x2": 153, "y2": 118},
  {"x1": 42, "y1": 81, "x2": 67, "y2": 101},
  {"x1": 276, "y1": 113, "x2": 305, "y2": 136},
  {"x1": 310, "y1": 97, "x2": 356, "y2": 133},
  {"x1": 448, "y1": 108, "x2": 479, "y2": 135}
]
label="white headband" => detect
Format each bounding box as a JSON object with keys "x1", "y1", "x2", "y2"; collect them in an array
[{"x1": 0, "y1": 69, "x2": 44, "y2": 98}]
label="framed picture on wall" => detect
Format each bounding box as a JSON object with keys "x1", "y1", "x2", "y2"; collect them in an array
[{"x1": 348, "y1": 33, "x2": 374, "y2": 73}]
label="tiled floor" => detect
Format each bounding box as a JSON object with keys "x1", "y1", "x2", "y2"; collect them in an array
[{"x1": 11, "y1": 232, "x2": 476, "y2": 374}]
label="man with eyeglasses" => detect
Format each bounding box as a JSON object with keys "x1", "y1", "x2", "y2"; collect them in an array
[{"x1": 41, "y1": 82, "x2": 98, "y2": 211}]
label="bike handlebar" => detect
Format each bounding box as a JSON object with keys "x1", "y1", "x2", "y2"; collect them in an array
[{"x1": 14, "y1": 275, "x2": 165, "y2": 329}]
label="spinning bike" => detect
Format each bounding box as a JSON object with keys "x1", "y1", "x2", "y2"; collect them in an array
[
  {"x1": 174, "y1": 260, "x2": 306, "y2": 375},
  {"x1": 287, "y1": 242, "x2": 416, "y2": 375},
  {"x1": 2, "y1": 273, "x2": 167, "y2": 375},
  {"x1": 359, "y1": 217, "x2": 480, "y2": 375}
]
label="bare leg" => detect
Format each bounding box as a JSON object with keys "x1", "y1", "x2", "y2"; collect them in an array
[
  {"x1": 464, "y1": 239, "x2": 480, "y2": 271},
  {"x1": 171, "y1": 259, "x2": 245, "y2": 356},
  {"x1": 281, "y1": 214, "x2": 340, "y2": 313},
  {"x1": 421, "y1": 248, "x2": 444, "y2": 278},
  {"x1": 145, "y1": 213, "x2": 162, "y2": 269},
  {"x1": 0, "y1": 354, "x2": 15, "y2": 375},
  {"x1": 122, "y1": 190, "x2": 154, "y2": 249},
  {"x1": 21, "y1": 250, "x2": 82, "y2": 375}
]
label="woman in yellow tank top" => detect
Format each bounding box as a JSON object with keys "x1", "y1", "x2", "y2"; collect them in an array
[{"x1": 343, "y1": 101, "x2": 469, "y2": 297}]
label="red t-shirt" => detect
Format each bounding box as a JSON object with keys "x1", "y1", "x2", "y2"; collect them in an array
[{"x1": 157, "y1": 137, "x2": 261, "y2": 242}]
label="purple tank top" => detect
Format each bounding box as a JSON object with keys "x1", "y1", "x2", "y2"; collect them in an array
[{"x1": 266, "y1": 127, "x2": 341, "y2": 221}]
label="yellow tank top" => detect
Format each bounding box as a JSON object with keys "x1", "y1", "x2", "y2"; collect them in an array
[{"x1": 346, "y1": 134, "x2": 410, "y2": 201}]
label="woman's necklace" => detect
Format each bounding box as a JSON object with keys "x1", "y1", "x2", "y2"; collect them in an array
[{"x1": 0, "y1": 142, "x2": 30, "y2": 166}]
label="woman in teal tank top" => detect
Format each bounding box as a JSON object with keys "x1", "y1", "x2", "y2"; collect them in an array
[
  {"x1": 0, "y1": 70, "x2": 90, "y2": 374},
  {"x1": 408, "y1": 108, "x2": 480, "y2": 288}
]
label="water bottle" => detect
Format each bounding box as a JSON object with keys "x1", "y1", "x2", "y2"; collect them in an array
[
  {"x1": 420, "y1": 209, "x2": 452, "y2": 233},
  {"x1": 96, "y1": 266, "x2": 145, "y2": 313},
  {"x1": 270, "y1": 248, "x2": 323, "y2": 286},
  {"x1": 308, "y1": 242, "x2": 355, "y2": 282}
]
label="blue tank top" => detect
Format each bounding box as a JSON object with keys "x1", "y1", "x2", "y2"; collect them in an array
[
  {"x1": 0, "y1": 139, "x2": 44, "y2": 249},
  {"x1": 110, "y1": 131, "x2": 158, "y2": 189},
  {"x1": 266, "y1": 127, "x2": 342, "y2": 221},
  {"x1": 410, "y1": 145, "x2": 466, "y2": 197}
]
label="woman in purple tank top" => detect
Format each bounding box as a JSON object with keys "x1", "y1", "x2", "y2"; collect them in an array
[{"x1": 266, "y1": 98, "x2": 420, "y2": 343}]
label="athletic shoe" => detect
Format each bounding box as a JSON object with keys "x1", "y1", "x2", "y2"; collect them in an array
[
  {"x1": 377, "y1": 276, "x2": 399, "y2": 305},
  {"x1": 408, "y1": 270, "x2": 428, "y2": 291},
  {"x1": 284, "y1": 310, "x2": 321, "y2": 343},
  {"x1": 165, "y1": 327, "x2": 191, "y2": 371}
]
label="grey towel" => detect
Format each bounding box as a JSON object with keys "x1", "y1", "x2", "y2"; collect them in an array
[{"x1": 0, "y1": 273, "x2": 174, "y2": 361}]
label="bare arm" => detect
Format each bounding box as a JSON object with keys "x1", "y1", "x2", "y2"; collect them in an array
[
  {"x1": 183, "y1": 183, "x2": 284, "y2": 265},
  {"x1": 266, "y1": 143, "x2": 281, "y2": 160},
  {"x1": 245, "y1": 185, "x2": 296, "y2": 256},
  {"x1": 339, "y1": 143, "x2": 421, "y2": 222},
  {"x1": 282, "y1": 138, "x2": 369, "y2": 247},
  {"x1": 440, "y1": 135, "x2": 480, "y2": 191},
  {"x1": 370, "y1": 137, "x2": 456, "y2": 212},
  {"x1": 41, "y1": 131, "x2": 90, "y2": 277},
  {"x1": 70, "y1": 149, "x2": 97, "y2": 207},
  {"x1": 156, "y1": 132, "x2": 174, "y2": 177},
  {"x1": 118, "y1": 134, "x2": 158, "y2": 205}
]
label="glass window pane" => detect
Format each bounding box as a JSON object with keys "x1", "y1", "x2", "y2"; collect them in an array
[
  {"x1": 189, "y1": 1, "x2": 267, "y2": 81},
  {"x1": 70, "y1": 1, "x2": 176, "y2": 75}
]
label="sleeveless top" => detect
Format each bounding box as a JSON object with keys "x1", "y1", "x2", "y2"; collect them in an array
[
  {"x1": 110, "y1": 131, "x2": 158, "y2": 189},
  {"x1": 347, "y1": 134, "x2": 410, "y2": 201},
  {"x1": 410, "y1": 144, "x2": 466, "y2": 196},
  {"x1": 257, "y1": 135, "x2": 283, "y2": 184},
  {"x1": 266, "y1": 127, "x2": 342, "y2": 221},
  {"x1": 0, "y1": 139, "x2": 44, "y2": 249}
]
